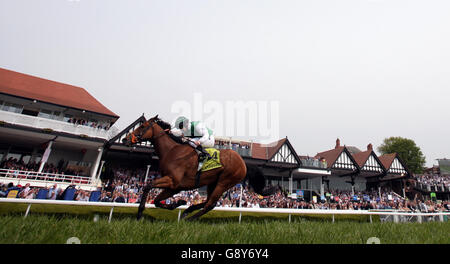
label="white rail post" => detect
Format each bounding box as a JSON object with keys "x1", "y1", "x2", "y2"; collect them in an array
[
  {"x1": 289, "y1": 214, "x2": 291, "y2": 223},
  {"x1": 144, "y1": 165, "x2": 151, "y2": 183},
  {"x1": 439, "y1": 214, "x2": 444, "y2": 222},
  {"x1": 369, "y1": 215, "x2": 372, "y2": 224},
  {"x1": 417, "y1": 215, "x2": 422, "y2": 224},
  {"x1": 96, "y1": 160, "x2": 106, "y2": 180},
  {"x1": 320, "y1": 177, "x2": 324, "y2": 198},
  {"x1": 393, "y1": 214, "x2": 399, "y2": 223},
  {"x1": 24, "y1": 204, "x2": 32, "y2": 218},
  {"x1": 332, "y1": 214, "x2": 335, "y2": 223},
  {"x1": 239, "y1": 211, "x2": 242, "y2": 224},
  {"x1": 239, "y1": 184, "x2": 243, "y2": 208},
  {"x1": 108, "y1": 206, "x2": 114, "y2": 223},
  {"x1": 38, "y1": 140, "x2": 54, "y2": 173},
  {"x1": 91, "y1": 147, "x2": 104, "y2": 183},
  {"x1": 178, "y1": 209, "x2": 182, "y2": 223}
]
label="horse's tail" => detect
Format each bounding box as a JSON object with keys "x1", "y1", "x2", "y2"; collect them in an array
[{"x1": 245, "y1": 164, "x2": 266, "y2": 195}]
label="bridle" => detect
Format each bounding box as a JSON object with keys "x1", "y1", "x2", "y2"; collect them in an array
[{"x1": 129, "y1": 119, "x2": 166, "y2": 144}]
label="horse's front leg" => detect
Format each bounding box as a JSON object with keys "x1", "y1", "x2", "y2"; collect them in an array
[
  {"x1": 151, "y1": 175, "x2": 178, "y2": 189},
  {"x1": 151, "y1": 175, "x2": 186, "y2": 209},
  {"x1": 153, "y1": 189, "x2": 186, "y2": 210},
  {"x1": 137, "y1": 183, "x2": 152, "y2": 220},
  {"x1": 137, "y1": 175, "x2": 183, "y2": 220}
]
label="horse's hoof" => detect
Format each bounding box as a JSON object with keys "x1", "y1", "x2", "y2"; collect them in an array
[
  {"x1": 184, "y1": 216, "x2": 197, "y2": 222},
  {"x1": 137, "y1": 212, "x2": 143, "y2": 221},
  {"x1": 180, "y1": 212, "x2": 189, "y2": 219}
]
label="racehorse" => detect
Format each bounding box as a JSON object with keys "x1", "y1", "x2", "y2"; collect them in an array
[{"x1": 122, "y1": 115, "x2": 266, "y2": 221}]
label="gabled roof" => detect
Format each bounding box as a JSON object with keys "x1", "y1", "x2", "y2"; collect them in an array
[
  {"x1": 268, "y1": 138, "x2": 302, "y2": 166},
  {"x1": 352, "y1": 150, "x2": 385, "y2": 173},
  {"x1": 315, "y1": 139, "x2": 360, "y2": 172},
  {"x1": 378, "y1": 153, "x2": 409, "y2": 175},
  {"x1": 352, "y1": 150, "x2": 372, "y2": 168},
  {"x1": 0, "y1": 68, "x2": 119, "y2": 118},
  {"x1": 315, "y1": 146, "x2": 346, "y2": 169},
  {"x1": 240, "y1": 138, "x2": 301, "y2": 167},
  {"x1": 315, "y1": 146, "x2": 359, "y2": 171},
  {"x1": 251, "y1": 138, "x2": 286, "y2": 160},
  {"x1": 378, "y1": 153, "x2": 397, "y2": 170}
]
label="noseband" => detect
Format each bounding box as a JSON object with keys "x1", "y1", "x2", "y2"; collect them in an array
[{"x1": 131, "y1": 120, "x2": 166, "y2": 144}]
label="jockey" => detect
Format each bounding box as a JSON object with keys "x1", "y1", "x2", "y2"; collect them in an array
[{"x1": 174, "y1": 116, "x2": 215, "y2": 162}]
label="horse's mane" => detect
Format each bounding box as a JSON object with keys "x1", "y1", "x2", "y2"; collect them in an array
[
  {"x1": 153, "y1": 118, "x2": 186, "y2": 145},
  {"x1": 154, "y1": 118, "x2": 171, "y2": 130}
]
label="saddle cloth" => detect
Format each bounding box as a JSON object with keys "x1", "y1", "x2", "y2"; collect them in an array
[{"x1": 200, "y1": 148, "x2": 222, "y2": 172}]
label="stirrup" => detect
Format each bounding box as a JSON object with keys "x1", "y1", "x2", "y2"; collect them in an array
[
  {"x1": 197, "y1": 151, "x2": 210, "y2": 171},
  {"x1": 197, "y1": 161, "x2": 204, "y2": 171}
]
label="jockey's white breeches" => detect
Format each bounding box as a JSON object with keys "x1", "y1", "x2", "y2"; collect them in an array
[{"x1": 190, "y1": 136, "x2": 215, "y2": 148}]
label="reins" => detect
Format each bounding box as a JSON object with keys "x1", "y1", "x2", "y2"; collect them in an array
[{"x1": 134, "y1": 120, "x2": 166, "y2": 143}]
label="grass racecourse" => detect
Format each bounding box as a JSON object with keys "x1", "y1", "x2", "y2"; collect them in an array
[{"x1": 0, "y1": 202, "x2": 449, "y2": 244}]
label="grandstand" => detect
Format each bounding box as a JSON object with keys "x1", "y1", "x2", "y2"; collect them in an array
[
  {"x1": 410, "y1": 159, "x2": 450, "y2": 201},
  {"x1": 438, "y1": 159, "x2": 450, "y2": 176},
  {"x1": 0, "y1": 68, "x2": 119, "y2": 191}
]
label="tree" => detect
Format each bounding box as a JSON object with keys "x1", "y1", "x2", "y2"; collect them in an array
[{"x1": 378, "y1": 137, "x2": 426, "y2": 174}]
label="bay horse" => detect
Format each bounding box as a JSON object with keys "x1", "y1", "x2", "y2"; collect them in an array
[{"x1": 122, "y1": 115, "x2": 266, "y2": 221}]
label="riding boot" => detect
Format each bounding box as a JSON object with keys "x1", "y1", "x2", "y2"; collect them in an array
[
  {"x1": 197, "y1": 147, "x2": 212, "y2": 171},
  {"x1": 196, "y1": 145, "x2": 212, "y2": 160}
]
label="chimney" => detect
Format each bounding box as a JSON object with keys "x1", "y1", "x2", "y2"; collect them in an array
[
  {"x1": 367, "y1": 143, "x2": 373, "y2": 151},
  {"x1": 335, "y1": 138, "x2": 340, "y2": 149}
]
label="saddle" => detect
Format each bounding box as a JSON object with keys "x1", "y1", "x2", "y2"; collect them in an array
[
  {"x1": 193, "y1": 147, "x2": 222, "y2": 188},
  {"x1": 167, "y1": 132, "x2": 221, "y2": 187}
]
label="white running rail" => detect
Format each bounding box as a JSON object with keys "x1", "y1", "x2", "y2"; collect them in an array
[{"x1": 1, "y1": 198, "x2": 448, "y2": 223}]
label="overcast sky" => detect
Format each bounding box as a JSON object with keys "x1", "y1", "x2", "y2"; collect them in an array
[{"x1": 1, "y1": 0, "x2": 449, "y2": 167}]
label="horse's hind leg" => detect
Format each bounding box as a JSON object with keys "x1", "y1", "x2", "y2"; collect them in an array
[
  {"x1": 180, "y1": 202, "x2": 206, "y2": 219},
  {"x1": 185, "y1": 184, "x2": 228, "y2": 221},
  {"x1": 181, "y1": 183, "x2": 216, "y2": 219}
]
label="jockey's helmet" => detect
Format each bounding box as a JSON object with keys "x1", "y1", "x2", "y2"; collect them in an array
[{"x1": 175, "y1": 116, "x2": 189, "y2": 130}]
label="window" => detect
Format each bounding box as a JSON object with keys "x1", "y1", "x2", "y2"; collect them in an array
[
  {"x1": 21, "y1": 155, "x2": 31, "y2": 164},
  {"x1": 88, "y1": 119, "x2": 98, "y2": 127},
  {"x1": 22, "y1": 109, "x2": 39, "y2": 117},
  {"x1": 63, "y1": 114, "x2": 73, "y2": 122},
  {"x1": 2, "y1": 102, "x2": 23, "y2": 113},
  {"x1": 52, "y1": 111, "x2": 62, "y2": 120},
  {"x1": 5, "y1": 153, "x2": 21, "y2": 161},
  {"x1": 38, "y1": 109, "x2": 52, "y2": 119}
]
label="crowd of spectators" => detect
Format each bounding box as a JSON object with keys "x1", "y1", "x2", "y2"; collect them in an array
[
  {"x1": 215, "y1": 140, "x2": 250, "y2": 149},
  {"x1": 413, "y1": 173, "x2": 450, "y2": 188},
  {"x1": 2, "y1": 179, "x2": 449, "y2": 213},
  {"x1": 2, "y1": 164, "x2": 450, "y2": 212},
  {"x1": 1, "y1": 157, "x2": 59, "y2": 174},
  {"x1": 216, "y1": 185, "x2": 450, "y2": 212},
  {"x1": 0, "y1": 157, "x2": 85, "y2": 176},
  {"x1": 67, "y1": 117, "x2": 110, "y2": 130},
  {"x1": 214, "y1": 140, "x2": 251, "y2": 156}
]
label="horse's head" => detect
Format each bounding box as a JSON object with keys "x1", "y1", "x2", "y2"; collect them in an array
[{"x1": 122, "y1": 115, "x2": 165, "y2": 146}]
